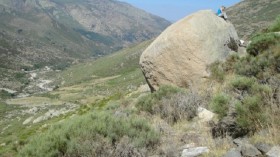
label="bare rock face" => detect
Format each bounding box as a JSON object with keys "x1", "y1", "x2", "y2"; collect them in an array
[{"x1": 140, "y1": 10, "x2": 239, "y2": 91}]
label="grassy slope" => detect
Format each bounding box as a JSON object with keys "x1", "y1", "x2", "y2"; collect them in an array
[
  {"x1": 49, "y1": 40, "x2": 153, "y2": 104},
  {"x1": 227, "y1": 0, "x2": 280, "y2": 39},
  {"x1": 208, "y1": 15, "x2": 280, "y2": 144},
  {"x1": 0, "y1": 0, "x2": 170, "y2": 91},
  {"x1": 0, "y1": 40, "x2": 152, "y2": 156},
  {"x1": 59, "y1": 40, "x2": 152, "y2": 86},
  {"x1": 3, "y1": 4, "x2": 280, "y2": 156}
]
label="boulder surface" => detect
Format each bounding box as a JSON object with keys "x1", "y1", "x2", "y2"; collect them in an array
[{"x1": 140, "y1": 10, "x2": 239, "y2": 91}]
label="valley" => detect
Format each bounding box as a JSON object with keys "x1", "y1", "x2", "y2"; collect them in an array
[
  {"x1": 0, "y1": 40, "x2": 151, "y2": 156},
  {"x1": 0, "y1": 0, "x2": 280, "y2": 156},
  {"x1": 0, "y1": 0, "x2": 170, "y2": 91}
]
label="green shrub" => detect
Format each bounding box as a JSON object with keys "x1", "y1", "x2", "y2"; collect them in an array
[
  {"x1": 234, "y1": 55, "x2": 267, "y2": 77},
  {"x1": 154, "y1": 91, "x2": 200, "y2": 124},
  {"x1": 268, "y1": 15, "x2": 280, "y2": 32},
  {"x1": 234, "y1": 47, "x2": 279, "y2": 77},
  {"x1": 136, "y1": 85, "x2": 182, "y2": 113},
  {"x1": 210, "y1": 93, "x2": 230, "y2": 119},
  {"x1": 231, "y1": 76, "x2": 272, "y2": 98},
  {"x1": 251, "y1": 84, "x2": 272, "y2": 97},
  {"x1": 209, "y1": 61, "x2": 225, "y2": 82},
  {"x1": 269, "y1": 44, "x2": 280, "y2": 73},
  {"x1": 0, "y1": 90, "x2": 13, "y2": 99},
  {"x1": 223, "y1": 53, "x2": 240, "y2": 72},
  {"x1": 247, "y1": 33, "x2": 280, "y2": 56},
  {"x1": 211, "y1": 15, "x2": 280, "y2": 138},
  {"x1": 19, "y1": 111, "x2": 159, "y2": 157},
  {"x1": 236, "y1": 96, "x2": 267, "y2": 131},
  {"x1": 136, "y1": 85, "x2": 201, "y2": 124},
  {"x1": 230, "y1": 76, "x2": 256, "y2": 91}
]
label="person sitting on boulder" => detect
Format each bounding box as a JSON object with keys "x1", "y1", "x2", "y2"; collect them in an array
[{"x1": 217, "y1": 6, "x2": 228, "y2": 21}]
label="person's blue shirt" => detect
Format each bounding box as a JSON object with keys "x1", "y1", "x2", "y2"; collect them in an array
[{"x1": 217, "y1": 8, "x2": 222, "y2": 16}]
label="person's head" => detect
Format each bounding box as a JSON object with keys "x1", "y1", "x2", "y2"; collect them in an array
[{"x1": 221, "y1": 6, "x2": 226, "y2": 11}]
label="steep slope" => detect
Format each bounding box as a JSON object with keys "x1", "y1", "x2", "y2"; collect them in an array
[
  {"x1": 48, "y1": 0, "x2": 170, "y2": 44},
  {"x1": 0, "y1": 0, "x2": 170, "y2": 90},
  {"x1": 227, "y1": 0, "x2": 280, "y2": 39}
]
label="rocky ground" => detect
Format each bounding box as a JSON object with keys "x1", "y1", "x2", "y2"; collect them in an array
[{"x1": 0, "y1": 66, "x2": 79, "y2": 150}]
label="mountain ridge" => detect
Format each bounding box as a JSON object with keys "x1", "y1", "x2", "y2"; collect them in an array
[{"x1": 0, "y1": 0, "x2": 170, "y2": 90}]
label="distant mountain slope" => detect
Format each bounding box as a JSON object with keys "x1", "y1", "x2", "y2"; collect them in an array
[
  {"x1": 0, "y1": 0, "x2": 170, "y2": 90},
  {"x1": 227, "y1": 0, "x2": 280, "y2": 39}
]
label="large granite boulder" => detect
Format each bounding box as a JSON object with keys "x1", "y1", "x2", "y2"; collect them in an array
[{"x1": 140, "y1": 10, "x2": 239, "y2": 91}]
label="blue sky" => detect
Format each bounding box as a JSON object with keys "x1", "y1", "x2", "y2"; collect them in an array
[{"x1": 119, "y1": 0, "x2": 241, "y2": 22}]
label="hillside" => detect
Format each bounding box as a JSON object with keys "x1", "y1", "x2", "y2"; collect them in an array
[
  {"x1": 0, "y1": 40, "x2": 152, "y2": 156},
  {"x1": 0, "y1": 0, "x2": 170, "y2": 90},
  {"x1": 7, "y1": 16, "x2": 279, "y2": 157},
  {"x1": 227, "y1": 0, "x2": 280, "y2": 39},
  {"x1": 0, "y1": 6, "x2": 279, "y2": 157}
]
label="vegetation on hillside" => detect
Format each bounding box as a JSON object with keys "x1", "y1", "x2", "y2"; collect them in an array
[
  {"x1": 136, "y1": 85, "x2": 202, "y2": 125},
  {"x1": 17, "y1": 85, "x2": 205, "y2": 157},
  {"x1": 0, "y1": 0, "x2": 170, "y2": 91},
  {"x1": 19, "y1": 111, "x2": 159, "y2": 157},
  {"x1": 2, "y1": 10, "x2": 280, "y2": 157},
  {"x1": 59, "y1": 40, "x2": 152, "y2": 87},
  {"x1": 209, "y1": 15, "x2": 280, "y2": 137},
  {"x1": 0, "y1": 40, "x2": 152, "y2": 156},
  {"x1": 227, "y1": 0, "x2": 280, "y2": 39}
]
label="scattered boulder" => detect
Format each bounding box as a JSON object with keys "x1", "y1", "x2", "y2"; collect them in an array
[
  {"x1": 33, "y1": 116, "x2": 44, "y2": 124},
  {"x1": 26, "y1": 107, "x2": 39, "y2": 114},
  {"x1": 140, "y1": 10, "x2": 239, "y2": 91},
  {"x1": 180, "y1": 143, "x2": 196, "y2": 150},
  {"x1": 33, "y1": 110, "x2": 61, "y2": 123},
  {"x1": 223, "y1": 148, "x2": 242, "y2": 157},
  {"x1": 23, "y1": 116, "x2": 33, "y2": 125},
  {"x1": 222, "y1": 138, "x2": 279, "y2": 157},
  {"x1": 255, "y1": 143, "x2": 272, "y2": 154},
  {"x1": 181, "y1": 147, "x2": 209, "y2": 157},
  {"x1": 233, "y1": 138, "x2": 249, "y2": 147},
  {"x1": 241, "y1": 143, "x2": 262, "y2": 157},
  {"x1": 197, "y1": 107, "x2": 215, "y2": 122},
  {"x1": 267, "y1": 146, "x2": 280, "y2": 157}
]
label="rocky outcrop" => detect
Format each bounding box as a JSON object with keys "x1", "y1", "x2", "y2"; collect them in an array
[
  {"x1": 267, "y1": 146, "x2": 280, "y2": 157},
  {"x1": 140, "y1": 10, "x2": 239, "y2": 91},
  {"x1": 222, "y1": 138, "x2": 279, "y2": 157}
]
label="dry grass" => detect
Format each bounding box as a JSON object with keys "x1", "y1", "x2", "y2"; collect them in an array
[{"x1": 249, "y1": 108, "x2": 280, "y2": 145}]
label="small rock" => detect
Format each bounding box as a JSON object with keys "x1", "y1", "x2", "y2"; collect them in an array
[
  {"x1": 27, "y1": 107, "x2": 39, "y2": 114},
  {"x1": 255, "y1": 143, "x2": 272, "y2": 154},
  {"x1": 180, "y1": 143, "x2": 196, "y2": 150},
  {"x1": 241, "y1": 143, "x2": 262, "y2": 157},
  {"x1": 33, "y1": 116, "x2": 44, "y2": 124},
  {"x1": 223, "y1": 148, "x2": 242, "y2": 157},
  {"x1": 23, "y1": 116, "x2": 34, "y2": 125},
  {"x1": 233, "y1": 138, "x2": 249, "y2": 147},
  {"x1": 266, "y1": 146, "x2": 280, "y2": 157},
  {"x1": 181, "y1": 147, "x2": 209, "y2": 157},
  {"x1": 197, "y1": 107, "x2": 214, "y2": 122}
]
